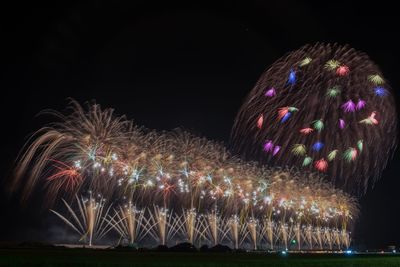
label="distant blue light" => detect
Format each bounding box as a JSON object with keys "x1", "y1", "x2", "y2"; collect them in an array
[
  {"x1": 287, "y1": 69, "x2": 296, "y2": 85},
  {"x1": 281, "y1": 112, "x2": 292, "y2": 123},
  {"x1": 312, "y1": 142, "x2": 324, "y2": 152},
  {"x1": 345, "y1": 250, "x2": 352, "y2": 254},
  {"x1": 374, "y1": 87, "x2": 387, "y2": 97},
  {"x1": 281, "y1": 251, "x2": 287, "y2": 255}
]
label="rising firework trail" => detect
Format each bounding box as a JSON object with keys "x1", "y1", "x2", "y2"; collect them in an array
[
  {"x1": 106, "y1": 202, "x2": 146, "y2": 245},
  {"x1": 50, "y1": 193, "x2": 114, "y2": 246}
]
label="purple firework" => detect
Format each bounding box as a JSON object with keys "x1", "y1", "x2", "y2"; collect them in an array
[
  {"x1": 272, "y1": 146, "x2": 281, "y2": 156},
  {"x1": 339, "y1": 119, "x2": 345, "y2": 129},
  {"x1": 263, "y1": 140, "x2": 274, "y2": 152},
  {"x1": 356, "y1": 99, "x2": 366, "y2": 110},
  {"x1": 265, "y1": 88, "x2": 276, "y2": 97},
  {"x1": 341, "y1": 100, "x2": 356, "y2": 113}
]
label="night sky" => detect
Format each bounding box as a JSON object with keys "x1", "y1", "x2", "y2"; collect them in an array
[{"x1": 1, "y1": 2, "x2": 399, "y2": 249}]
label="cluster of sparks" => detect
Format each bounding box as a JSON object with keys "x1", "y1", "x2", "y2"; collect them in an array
[
  {"x1": 53, "y1": 194, "x2": 351, "y2": 250},
  {"x1": 12, "y1": 100, "x2": 357, "y2": 249},
  {"x1": 231, "y1": 43, "x2": 397, "y2": 193}
]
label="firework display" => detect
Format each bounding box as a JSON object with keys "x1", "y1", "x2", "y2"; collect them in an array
[
  {"x1": 231, "y1": 43, "x2": 397, "y2": 193},
  {"x1": 54, "y1": 194, "x2": 352, "y2": 250},
  {"x1": 50, "y1": 193, "x2": 114, "y2": 246},
  {"x1": 12, "y1": 100, "x2": 357, "y2": 249}
]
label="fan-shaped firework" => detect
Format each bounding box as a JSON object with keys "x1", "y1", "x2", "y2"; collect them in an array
[
  {"x1": 11, "y1": 100, "x2": 357, "y2": 249},
  {"x1": 231, "y1": 43, "x2": 398, "y2": 194}
]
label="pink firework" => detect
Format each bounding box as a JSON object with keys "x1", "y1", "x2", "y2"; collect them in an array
[
  {"x1": 359, "y1": 111, "x2": 379, "y2": 125},
  {"x1": 265, "y1": 88, "x2": 276, "y2": 97},
  {"x1": 350, "y1": 149, "x2": 358, "y2": 161},
  {"x1": 278, "y1": 107, "x2": 289, "y2": 121},
  {"x1": 344, "y1": 147, "x2": 358, "y2": 162},
  {"x1": 300, "y1": 127, "x2": 314, "y2": 135},
  {"x1": 341, "y1": 100, "x2": 356, "y2": 113},
  {"x1": 336, "y1": 65, "x2": 350, "y2": 76},
  {"x1": 257, "y1": 114, "x2": 264, "y2": 129},
  {"x1": 314, "y1": 158, "x2": 328, "y2": 172},
  {"x1": 369, "y1": 111, "x2": 378, "y2": 125}
]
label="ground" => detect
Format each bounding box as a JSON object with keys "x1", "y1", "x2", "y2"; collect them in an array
[{"x1": 1, "y1": 248, "x2": 400, "y2": 267}]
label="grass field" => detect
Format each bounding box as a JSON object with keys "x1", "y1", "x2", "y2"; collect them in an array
[{"x1": 1, "y1": 248, "x2": 400, "y2": 267}]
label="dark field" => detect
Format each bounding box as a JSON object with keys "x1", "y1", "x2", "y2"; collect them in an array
[{"x1": 1, "y1": 248, "x2": 400, "y2": 267}]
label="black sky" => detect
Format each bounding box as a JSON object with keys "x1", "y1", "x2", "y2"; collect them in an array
[{"x1": 1, "y1": 2, "x2": 399, "y2": 249}]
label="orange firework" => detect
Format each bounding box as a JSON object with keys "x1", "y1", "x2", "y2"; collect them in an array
[{"x1": 46, "y1": 160, "x2": 83, "y2": 191}]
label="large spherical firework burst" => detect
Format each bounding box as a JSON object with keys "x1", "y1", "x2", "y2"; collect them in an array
[
  {"x1": 231, "y1": 43, "x2": 397, "y2": 194},
  {"x1": 11, "y1": 100, "x2": 357, "y2": 249}
]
